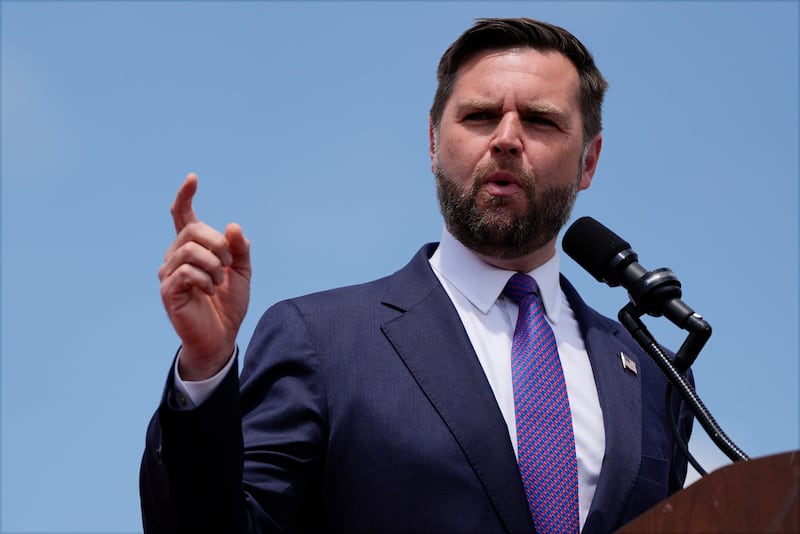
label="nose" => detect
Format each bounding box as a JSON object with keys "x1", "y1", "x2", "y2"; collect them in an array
[{"x1": 491, "y1": 113, "x2": 523, "y2": 157}]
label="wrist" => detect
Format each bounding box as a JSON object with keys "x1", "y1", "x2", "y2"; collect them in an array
[{"x1": 177, "y1": 345, "x2": 234, "y2": 381}]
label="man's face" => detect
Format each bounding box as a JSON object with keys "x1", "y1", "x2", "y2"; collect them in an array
[{"x1": 430, "y1": 47, "x2": 601, "y2": 263}]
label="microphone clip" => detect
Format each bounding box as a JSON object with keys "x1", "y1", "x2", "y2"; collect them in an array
[
  {"x1": 626, "y1": 265, "x2": 683, "y2": 319},
  {"x1": 620, "y1": 274, "x2": 711, "y2": 373}
]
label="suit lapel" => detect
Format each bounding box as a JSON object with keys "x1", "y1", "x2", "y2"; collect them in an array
[
  {"x1": 379, "y1": 244, "x2": 535, "y2": 534},
  {"x1": 377, "y1": 249, "x2": 644, "y2": 533},
  {"x1": 561, "y1": 276, "x2": 642, "y2": 532}
]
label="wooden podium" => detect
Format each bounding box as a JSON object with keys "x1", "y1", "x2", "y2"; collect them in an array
[{"x1": 617, "y1": 450, "x2": 799, "y2": 533}]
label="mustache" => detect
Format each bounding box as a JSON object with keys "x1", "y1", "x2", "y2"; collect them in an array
[{"x1": 472, "y1": 160, "x2": 533, "y2": 189}]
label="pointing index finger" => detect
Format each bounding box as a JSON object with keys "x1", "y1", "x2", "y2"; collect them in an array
[{"x1": 171, "y1": 173, "x2": 199, "y2": 234}]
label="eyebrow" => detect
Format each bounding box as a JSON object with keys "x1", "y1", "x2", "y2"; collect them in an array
[
  {"x1": 454, "y1": 99, "x2": 568, "y2": 120},
  {"x1": 454, "y1": 99, "x2": 502, "y2": 115},
  {"x1": 519, "y1": 102, "x2": 568, "y2": 120}
]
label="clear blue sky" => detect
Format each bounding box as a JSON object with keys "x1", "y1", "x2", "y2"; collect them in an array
[{"x1": 2, "y1": 2, "x2": 797, "y2": 532}]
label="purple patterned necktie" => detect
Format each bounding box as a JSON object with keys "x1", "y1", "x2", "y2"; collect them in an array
[{"x1": 504, "y1": 273, "x2": 579, "y2": 534}]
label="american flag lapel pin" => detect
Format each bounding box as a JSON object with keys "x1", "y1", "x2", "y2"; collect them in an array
[{"x1": 619, "y1": 352, "x2": 638, "y2": 375}]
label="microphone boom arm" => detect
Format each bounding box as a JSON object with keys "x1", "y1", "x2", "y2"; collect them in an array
[{"x1": 618, "y1": 302, "x2": 749, "y2": 464}]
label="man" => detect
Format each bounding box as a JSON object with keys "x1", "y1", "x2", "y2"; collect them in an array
[{"x1": 141, "y1": 17, "x2": 693, "y2": 533}]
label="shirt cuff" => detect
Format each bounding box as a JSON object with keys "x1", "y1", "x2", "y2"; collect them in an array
[{"x1": 172, "y1": 347, "x2": 238, "y2": 409}]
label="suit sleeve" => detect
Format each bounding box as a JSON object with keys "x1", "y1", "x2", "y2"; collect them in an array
[{"x1": 139, "y1": 300, "x2": 328, "y2": 533}]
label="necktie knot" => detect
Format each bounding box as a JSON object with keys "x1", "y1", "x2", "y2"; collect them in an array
[{"x1": 503, "y1": 273, "x2": 540, "y2": 305}]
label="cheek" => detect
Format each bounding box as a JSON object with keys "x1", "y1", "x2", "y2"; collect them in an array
[
  {"x1": 444, "y1": 143, "x2": 462, "y2": 165},
  {"x1": 442, "y1": 135, "x2": 481, "y2": 172},
  {"x1": 527, "y1": 146, "x2": 583, "y2": 184}
]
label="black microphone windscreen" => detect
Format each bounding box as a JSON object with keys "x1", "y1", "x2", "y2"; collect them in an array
[{"x1": 562, "y1": 216, "x2": 632, "y2": 283}]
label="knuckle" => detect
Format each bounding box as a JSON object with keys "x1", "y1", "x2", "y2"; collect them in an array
[
  {"x1": 174, "y1": 263, "x2": 193, "y2": 279},
  {"x1": 159, "y1": 281, "x2": 170, "y2": 299}
]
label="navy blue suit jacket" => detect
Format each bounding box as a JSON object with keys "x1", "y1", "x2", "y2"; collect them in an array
[{"x1": 141, "y1": 243, "x2": 692, "y2": 533}]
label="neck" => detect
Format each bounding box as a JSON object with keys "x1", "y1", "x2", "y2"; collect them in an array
[{"x1": 475, "y1": 240, "x2": 557, "y2": 273}]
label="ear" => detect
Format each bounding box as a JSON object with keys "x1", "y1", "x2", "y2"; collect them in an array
[
  {"x1": 428, "y1": 116, "x2": 437, "y2": 172},
  {"x1": 578, "y1": 134, "x2": 602, "y2": 191}
]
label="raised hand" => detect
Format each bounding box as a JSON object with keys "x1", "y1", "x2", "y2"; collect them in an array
[{"x1": 158, "y1": 173, "x2": 252, "y2": 380}]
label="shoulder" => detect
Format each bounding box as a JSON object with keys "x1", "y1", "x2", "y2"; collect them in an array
[
  {"x1": 278, "y1": 242, "x2": 442, "y2": 315},
  {"x1": 252, "y1": 243, "x2": 441, "y2": 330},
  {"x1": 559, "y1": 274, "x2": 622, "y2": 334}
]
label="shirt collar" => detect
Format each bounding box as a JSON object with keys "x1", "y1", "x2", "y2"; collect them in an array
[{"x1": 430, "y1": 228, "x2": 563, "y2": 323}]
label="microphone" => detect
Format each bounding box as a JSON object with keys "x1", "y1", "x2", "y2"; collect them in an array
[
  {"x1": 562, "y1": 218, "x2": 748, "y2": 466},
  {"x1": 562, "y1": 216, "x2": 699, "y2": 329}
]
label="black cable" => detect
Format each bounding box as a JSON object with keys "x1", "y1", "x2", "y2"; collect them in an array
[{"x1": 666, "y1": 385, "x2": 707, "y2": 477}]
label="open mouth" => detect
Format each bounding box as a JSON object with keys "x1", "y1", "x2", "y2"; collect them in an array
[{"x1": 483, "y1": 171, "x2": 523, "y2": 196}]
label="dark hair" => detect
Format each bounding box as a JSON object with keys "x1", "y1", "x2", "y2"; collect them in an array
[{"x1": 430, "y1": 18, "x2": 608, "y2": 143}]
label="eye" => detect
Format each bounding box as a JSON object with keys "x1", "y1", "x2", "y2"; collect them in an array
[
  {"x1": 524, "y1": 115, "x2": 558, "y2": 128},
  {"x1": 463, "y1": 111, "x2": 494, "y2": 122}
]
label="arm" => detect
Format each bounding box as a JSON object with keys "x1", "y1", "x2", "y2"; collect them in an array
[
  {"x1": 141, "y1": 176, "x2": 326, "y2": 532},
  {"x1": 140, "y1": 353, "x2": 248, "y2": 533},
  {"x1": 141, "y1": 174, "x2": 253, "y2": 532},
  {"x1": 140, "y1": 302, "x2": 328, "y2": 533}
]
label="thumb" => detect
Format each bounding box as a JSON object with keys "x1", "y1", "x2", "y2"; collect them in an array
[{"x1": 225, "y1": 223, "x2": 251, "y2": 275}]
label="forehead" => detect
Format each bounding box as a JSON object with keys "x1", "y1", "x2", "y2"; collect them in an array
[{"x1": 448, "y1": 47, "x2": 581, "y2": 110}]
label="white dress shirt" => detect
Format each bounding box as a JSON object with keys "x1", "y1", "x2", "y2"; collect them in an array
[
  {"x1": 429, "y1": 228, "x2": 605, "y2": 529},
  {"x1": 175, "y1": 229, "x2": 605, "y2": 528}
]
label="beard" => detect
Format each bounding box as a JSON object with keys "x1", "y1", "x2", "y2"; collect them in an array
[{"x1": 434, "y1": 159, "x2": 581, "y2": 260}]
